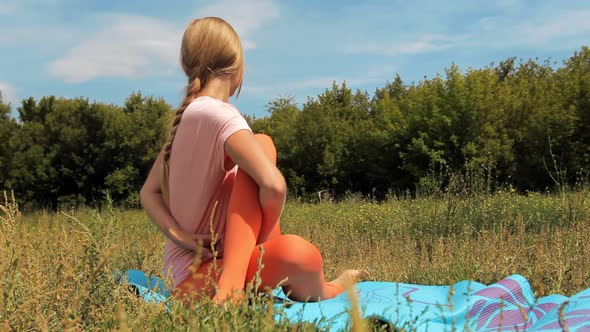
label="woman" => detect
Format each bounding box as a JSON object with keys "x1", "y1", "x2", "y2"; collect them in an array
[{"x1": 140, "y1": 17, "x2": 362, "y2": 303}]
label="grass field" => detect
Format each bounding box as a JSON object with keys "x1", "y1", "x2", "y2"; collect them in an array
[{"x1": 1, "y1": 188, "x2": 589, "y2": 331}]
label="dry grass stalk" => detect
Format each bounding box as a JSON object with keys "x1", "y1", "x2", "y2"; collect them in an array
[
  {"x1": 345, "y1": 280, "x2": 368, "y2": 332},
  {"x1": 1, "y1": 188, "x2": 588, "y2": 330},
  {"x1": 558, "y1": 301, "x2": 570, "y2": 332}
]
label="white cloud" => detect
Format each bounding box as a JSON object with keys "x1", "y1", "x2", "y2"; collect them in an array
[
  {"x1": 48, "y1": 0, "x2": 279, "y2": 83},
  {"x1": 48, "y1": 15, "x2": 180, "y2": 83},
  {"x1": 292, "y1": 76, "x2": 383, "y2": 90},
  {"x1": 0, "y1": 1, "x2": 17, "y2": 15},
  {"x1": 0, "y1": 82, "x2": 16, "y2": 105},
  {"x1": 494, "y1": 0, "x2": 525, "y2": 12},
  {"x1": 468, "y1": 9, "x2": 590, "y2": 50},
  {"x1": 196, "y1": 0, "x2": 279, "y2": 49},
  {"x1": 246, "y1": 73, "x2": 390, "y2": 96},
  {"x1": 344, "y1": 2, "x2": 590, "y2": 56},
  {"x1": 348, "y1": 34, "x2": 461, "y2": 56},
  {"x1": 0, "y1": 25, "x2": 79, "y2": 47},
  {"x1": 245, "y1": 62, "x2": 398, "y2": 97},
  {"x1": 478, "y1": 16, "x2": 499, "y2": 32},
  {"x1": 518, "y1": 10, "x2": 590, "y2": 46}
]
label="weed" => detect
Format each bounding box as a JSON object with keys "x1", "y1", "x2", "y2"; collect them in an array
[{"x1": 1, "y1": 186, "x2": 589, "y2": 330}]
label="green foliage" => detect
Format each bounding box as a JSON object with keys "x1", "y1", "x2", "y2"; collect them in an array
[
  {"x1": 0, "y1": 93, "x2": 17, "y2": 189},
  {"x1": 2, "y1": 92, "x2": 172, "y2": 209},
  {"x1": 249, "y1": 47, "x2": 590, "y2": 199},
  {"x1": 2, "y1": 48, "x2": 590, "y2": 205}
]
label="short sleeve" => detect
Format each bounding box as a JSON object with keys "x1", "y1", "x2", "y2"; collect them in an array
[
  {"x1": 218, "y1": 112, "x2": 251, "y2": 144},
  {"x1": 216, "y1": 109, "x2": 252, "y2": 171}
]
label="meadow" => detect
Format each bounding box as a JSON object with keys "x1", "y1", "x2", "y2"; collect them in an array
[{"x1": 1, "y1": 185, "x2": 589, "y2": 331}]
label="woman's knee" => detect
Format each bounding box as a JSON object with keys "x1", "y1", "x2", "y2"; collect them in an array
[
  {"x1": 274, "y1": 234, "x2": 323, "y2": 273},
  {"x1": 254, "y1": 134, "x2": 277, "y2": 163}
]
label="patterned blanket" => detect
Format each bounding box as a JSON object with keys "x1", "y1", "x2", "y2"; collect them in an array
[{"x1": 124, "y1": 270, "x2": 590, "y2": 331}]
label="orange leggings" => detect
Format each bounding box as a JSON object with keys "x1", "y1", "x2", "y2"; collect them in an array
[{"x1": 176, "y1": 134, "x2": 342, "y2": 302}]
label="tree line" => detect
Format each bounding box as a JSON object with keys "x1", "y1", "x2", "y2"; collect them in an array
[
  {"x1": 0, "y1": 93, "x2": 170, "y2": 208},
  {"x1": 1, "y1": 47, "x2": 589, "y2": 208}
]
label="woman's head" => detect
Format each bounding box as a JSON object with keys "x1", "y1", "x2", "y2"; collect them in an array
[
  {"x1": 180, "y1": 17, "x2": 244, "y2": 97},
  {"x1": 161, "y1": 17, "x2": 244, "y2": 203}
]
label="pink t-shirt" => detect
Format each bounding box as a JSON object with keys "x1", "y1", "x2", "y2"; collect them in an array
[{"x1": 163, "y1": 96, "x2": 252, "y2": 286}]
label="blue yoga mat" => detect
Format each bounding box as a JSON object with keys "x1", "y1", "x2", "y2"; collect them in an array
[{"x1": 123, "y1": 270, "x2": 590, "y2": 331}]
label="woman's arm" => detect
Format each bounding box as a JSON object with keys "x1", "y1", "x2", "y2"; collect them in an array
[
  {"x1": 225, "y1": 132, "x2": 287, "y2": 235},
  {"x1": 215, "y1": 131, "x2": 286, "y2": 301},
  {"x1": 140, "y1": 150, "x2": 211, "y2": 251}
]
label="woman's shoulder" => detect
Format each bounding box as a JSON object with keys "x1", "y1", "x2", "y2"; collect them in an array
[{"x1": 184, "y1": 96, "x2": 242, "y2": 122}]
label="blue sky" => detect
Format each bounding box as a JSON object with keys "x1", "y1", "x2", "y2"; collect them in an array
[{"x1": 1, "y1": 0, "x2": 590, "y2": 118}]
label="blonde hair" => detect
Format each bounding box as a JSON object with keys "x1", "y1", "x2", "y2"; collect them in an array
[{"x1": 161, "y1": 17, "x2": 244, "y2": 203}]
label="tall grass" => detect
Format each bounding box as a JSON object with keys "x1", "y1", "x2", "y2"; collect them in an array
[{"x1": 1, "y1": 185, "x2": 589, "y2": 330}]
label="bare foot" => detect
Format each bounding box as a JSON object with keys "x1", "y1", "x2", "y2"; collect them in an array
[{"x1": 329, "y1": 269, "x2": 369, "y2": 289}]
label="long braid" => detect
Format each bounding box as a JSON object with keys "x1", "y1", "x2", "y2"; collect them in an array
[
  {"x1": 161, "y1": 17, "x2": 244, "y2": 204},
  {"x1": 161, "y1": 77, "x2": 202, "y2": 203}
]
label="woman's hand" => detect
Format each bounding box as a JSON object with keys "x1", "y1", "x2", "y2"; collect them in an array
[
  {"x1": 169, "y1": 227, "x2": 212, "y2": 251},
  {"x1": 140, "y1": 150, "x2": 212, "y2": 252}
]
